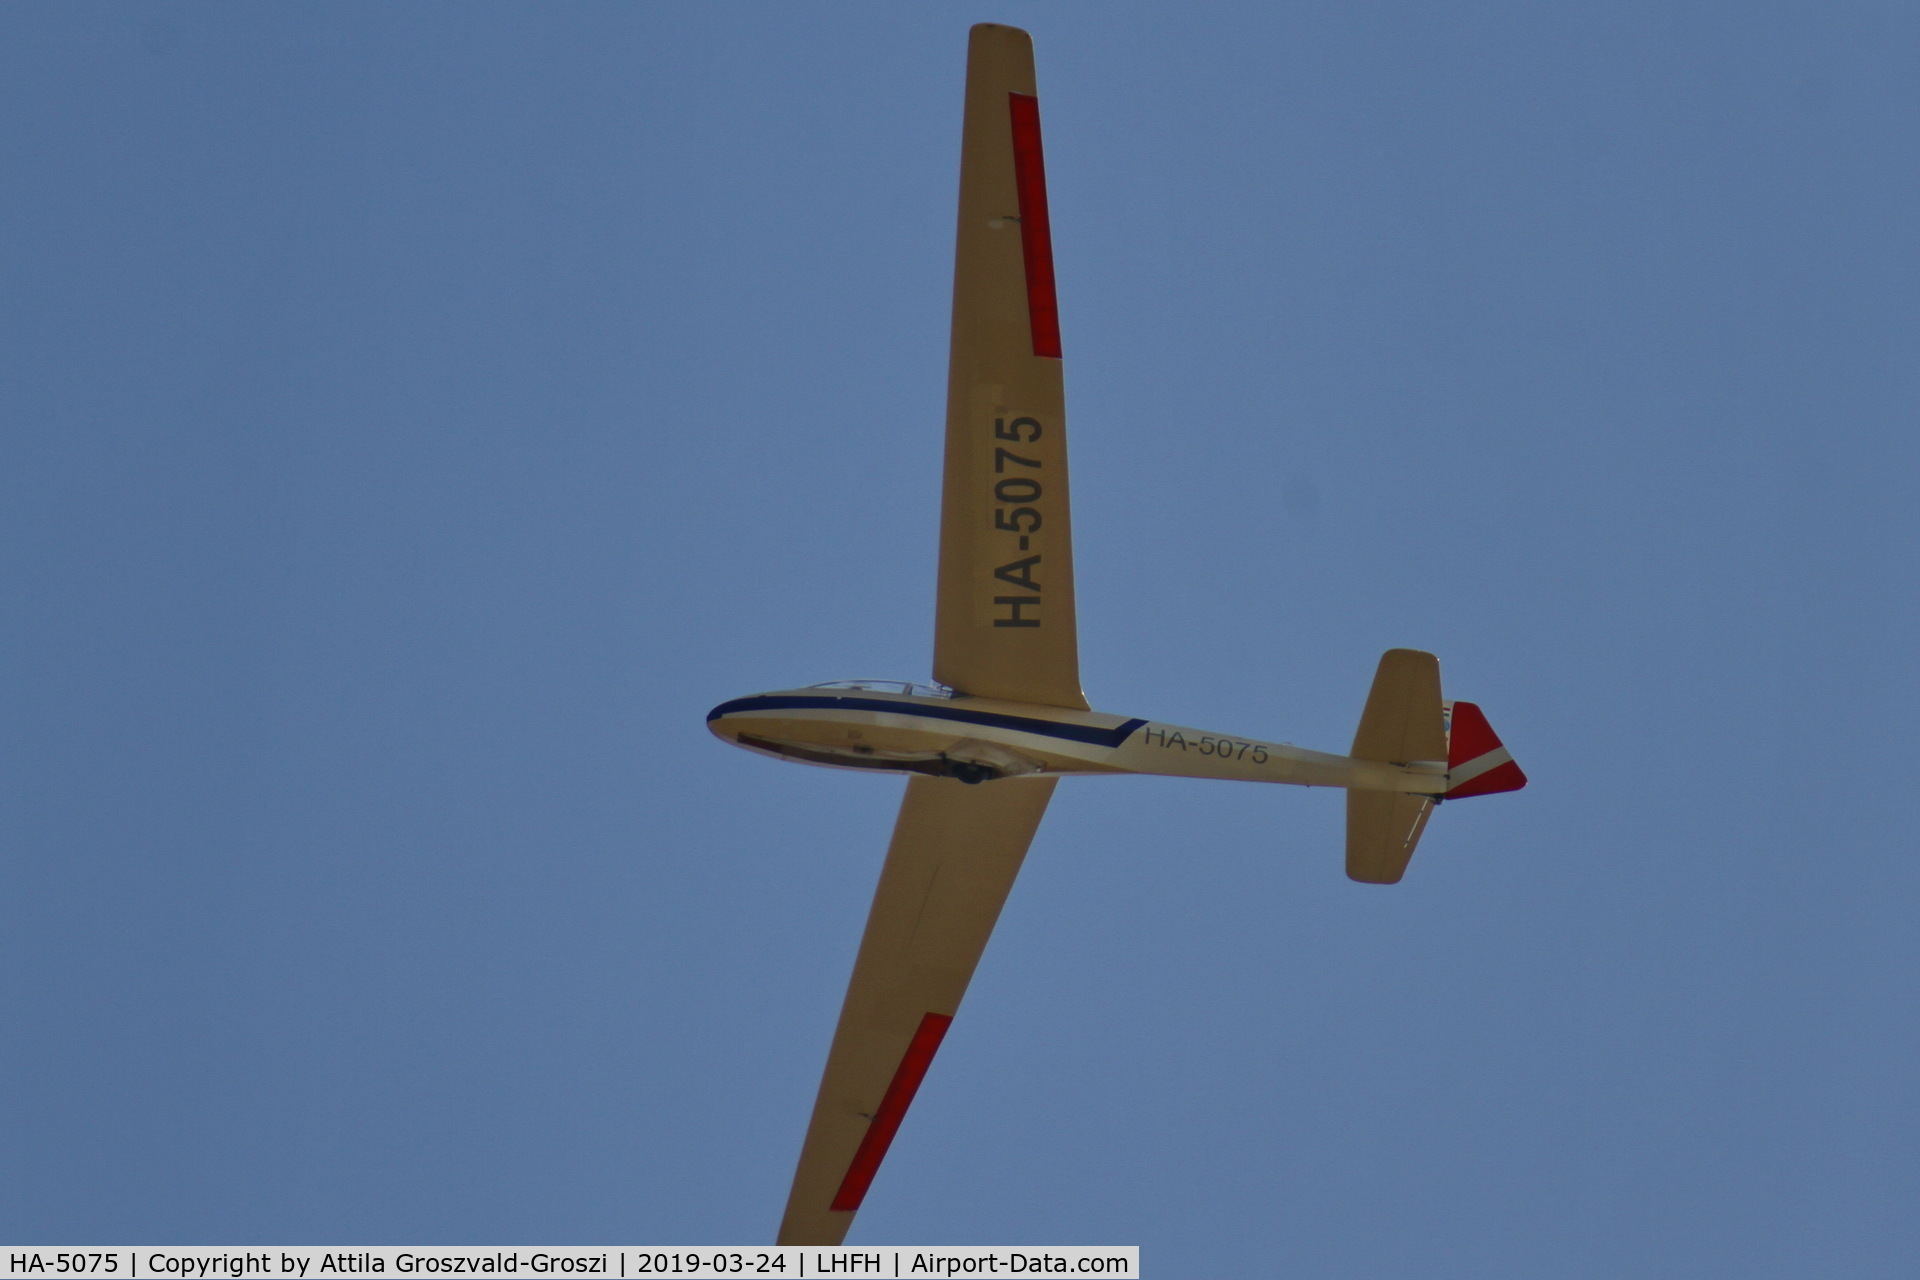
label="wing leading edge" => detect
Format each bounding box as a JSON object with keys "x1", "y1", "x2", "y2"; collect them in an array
[
  {"x1": 777, "y1": 775, "x2": 1057, "y2": 1245},
  {"x1": 933, "y1": 24, "x2": 1086, "y2": 711}
]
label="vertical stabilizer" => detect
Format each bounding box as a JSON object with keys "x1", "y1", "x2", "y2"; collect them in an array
[{"x1": 1443, "y1": 701, "x2": 1528, "y2": 799}]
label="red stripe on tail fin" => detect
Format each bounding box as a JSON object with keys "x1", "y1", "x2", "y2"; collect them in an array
[
  {"x1": 1444, "y1": 701, "x2": 1527, "y2": 800},
  {"x1": 829, "y1": 1012, "x2": 954, "y2": 1212},
  {"x1": 1008, "y1": 93, "x2": 1062, "y2": 359}
]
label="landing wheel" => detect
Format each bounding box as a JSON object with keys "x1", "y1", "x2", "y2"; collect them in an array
[{"x1": 946, "y1": 760, "x2": 996, "y2": 785}]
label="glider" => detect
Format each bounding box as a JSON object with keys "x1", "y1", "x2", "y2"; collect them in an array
[{"x1": 707, "y1": 23, "x2": 1527, "y2": 1245}]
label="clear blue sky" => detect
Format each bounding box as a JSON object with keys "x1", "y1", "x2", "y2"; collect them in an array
[{"x1": 5, "y1": 2, "x2": 1917, "y2": 1274}]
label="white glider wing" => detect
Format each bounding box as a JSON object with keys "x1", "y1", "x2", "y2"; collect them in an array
[
  {"x1": 777, "y1": 775, "x2": 1056, "y2": 1244},
  {"x1": 778, "y1": 24, "x2": 1075, "y2": 1244},
  {"x1": 934, "y1": 23, "x2": 1087, "y2": 712}
]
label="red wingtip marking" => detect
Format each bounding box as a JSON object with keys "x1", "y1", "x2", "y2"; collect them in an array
[
  {"x1": 828, "y1": 1012, "x2": 954, "y2": 1213},
  {"x1": 1008, "y1": 93, "x2": 1062, "y2": 359}
]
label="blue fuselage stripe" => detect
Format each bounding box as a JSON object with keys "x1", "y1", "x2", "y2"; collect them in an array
[{"x1": 707, "y1": 695, "x2": 1147, "y2": 750}]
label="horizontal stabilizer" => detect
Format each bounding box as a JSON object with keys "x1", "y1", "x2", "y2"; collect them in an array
[
  {"x1": 1347, "y1": 649, "x2": 1446, "y2": 884},
  {"x1": 1350, "y1": 649, "x2": 1446, "y2": 768},
  {"x1": 1346, "y1": 791, "x2": 1434, "y2": 885}
]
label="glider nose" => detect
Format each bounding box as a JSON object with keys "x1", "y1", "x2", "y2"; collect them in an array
[{"x1": 706, "y1": 696, "x2": 760, "y2": 739}]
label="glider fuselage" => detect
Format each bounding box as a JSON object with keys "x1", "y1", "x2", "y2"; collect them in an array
[{"x1": 708, "y1": 682, "x2": 1445, "y2": 794}]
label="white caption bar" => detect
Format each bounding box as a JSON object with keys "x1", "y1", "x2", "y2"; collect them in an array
[{"x1": 4, "y1": 1249, "x2": 1139, "y2": 1280}]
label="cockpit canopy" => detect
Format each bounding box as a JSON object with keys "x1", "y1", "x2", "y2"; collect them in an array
[{"x1": 807, "y1": 679, "x2": 955, "y2": 699}]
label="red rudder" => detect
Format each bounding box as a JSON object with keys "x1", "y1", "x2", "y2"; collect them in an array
[{"x1": 1444, "y1": 702, "x2": 1527, "y2": 799}]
